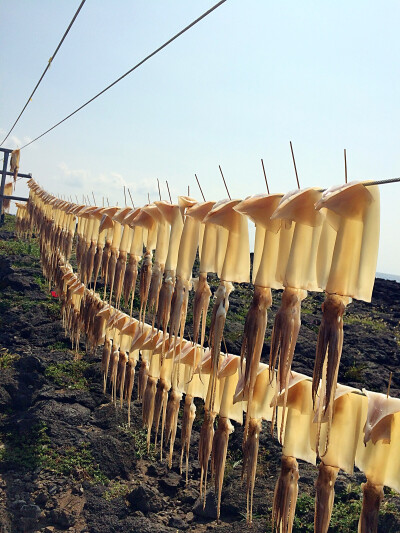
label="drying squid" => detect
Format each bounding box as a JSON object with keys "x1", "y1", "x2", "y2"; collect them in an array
[
  {"x1": 355, "y1": 391, "x2": 400, "y2": 533},
  {"x1": 202, "y1": 199, "x2": 250, "y2": 417},
  {"x1": 268, "y1": 187, "x2": 332, "y2": 440},
  {"x1": 313, "y1": 182, "x2": 380, "y2": 449},
  {"x1": 133, "y1": 206, "x2": 159, "y2": 324},
  {"x1": 111, "y1": 208, "x2": 135, "y2": 307},
  {"x1": 313, "y1": 384, "x2": 364, "y2": 533},
  {"x1": 233, "y1": 361, "x2": 277, "y2": 523},
  {"x1": 211, "y1": 353, "x2": 243, "y2": 522},
  {"x1": 273, "y1": 372, "x2": 316, "y2": 533},
  {"x1": 10, "y1": 148, "x2": 20, "y2": 185},
  {"x1": 196, "y1": 348, "x2": 225, "y2": 501},
  {"x1": 154, "y1": 200, "x2": 184, "y2": 358},
  {"x1": 146, "y1": 202, "x2": 171, "y2": 323},
  {"x1": 123, "y1": 210, "x2": 143, "y2": 314}
]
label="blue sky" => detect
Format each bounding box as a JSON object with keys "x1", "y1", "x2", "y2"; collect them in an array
[{"x1": 1, "y1": 1, "x2": 399, "y2": 274}]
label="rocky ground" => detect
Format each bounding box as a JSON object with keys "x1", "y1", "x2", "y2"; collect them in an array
[{"x1": 0, "y1": 214, "x2": 400, "y2": 533}]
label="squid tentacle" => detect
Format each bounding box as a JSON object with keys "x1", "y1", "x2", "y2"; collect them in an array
[
  {"x1": 314, "y1": 463, "x2": 339, "y2": 533},
  {"x1": 272, "y1": 455, "x2": 299, "y2": 533}
]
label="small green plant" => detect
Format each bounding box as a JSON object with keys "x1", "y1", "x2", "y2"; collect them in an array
[
  {"x1": 345, "y1": 362, "x2": 367, "y2": 382},
  {"x1": 0, "y1": 347, "x2": 20, "y2": 369},
  {"x1": 0, "y1": 422, "x2": 50, "y2": 470},
  {"x1": 119, "y1": 424, "x2": 156, "y2": 461},
  {"x1": 103, "y1": 480, "x2": 130, "y2": 501},
  {"x1": 45, "y1": 360, "x2": 90, "y2": 390},
  {"x1": 46, "y1": 442, "x2": 108, "y2": 484}
]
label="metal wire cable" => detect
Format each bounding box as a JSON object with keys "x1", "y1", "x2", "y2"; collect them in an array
[
  {"x1": 20, "y1": 0, "x2": 227, "y2": 150},
  {"x1": 0, "y1": 0, "x2": 87, "y2": 147}
]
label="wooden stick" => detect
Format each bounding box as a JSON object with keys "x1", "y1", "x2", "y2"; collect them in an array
[
  {"x1": 106, "y1": 197, "x2": 110, "y2": 207},
  {"x1": 92, "y1": 191, "x2": 96, "y2": 205},
  {"x1": 290, "y1": 141, "x2": 300, "y2": 189},
  {"x1": 86, "y1": 194, "x2": 91, "y2": 205},
  {"x1": 102, "y1": 196, "x2": 104, "y2": 207},
  {"x1": 387, "y1": 371, "x2": 393, "y2": 398},
  {"x1": 261, "y1": 158, "x2": 270, "y2": 194},
  {"x1": 148, "y1": 192, "x2": 151, "y2": 204},
  {"x1": 75, "y1": 195, "x2": 79, "y2": 203},
  {"x1": 188, "y1": 185, "x2": 190, "y2": 196},
  {"x1": 219, "y1": 165, "x2": 231, "y2": 199},
  {"x1": 128, "y1": 188, "x2": 134, "y2": 207},
  {"x1": 166, "y1": 180, "x2": 172, "y2": 203},
  {"x1": 124, "y1": 185, "x2": 127, "y2": 206},
  {"x1": 195, "y1": 174, "x2": 206, "y2": 201},
  {"x1": 157, "y1": 178, "x2": 162, "y2": 201},
  {"x1": 344, "y1": 149, "x2": 348, "y2": 184}
]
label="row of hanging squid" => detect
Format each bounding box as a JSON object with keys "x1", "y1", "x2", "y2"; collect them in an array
[{"x1": 17, "y1": 176, "x2": 400, "y2": 533}]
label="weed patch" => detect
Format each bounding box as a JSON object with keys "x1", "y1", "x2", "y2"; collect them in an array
[
  {"x1": 45, "y1": 360, "x2": 90, "y2": 390},
  {"x1": 0, "y1": 347, "x2": 20, "y2": 369}
]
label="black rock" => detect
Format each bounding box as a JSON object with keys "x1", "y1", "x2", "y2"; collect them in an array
[
  {"x1": 20, "y1": 503, "x2": 41, "y2": 519},
  {"x1": 49, "y1": 508, "x2": 76, "y2": 528},
  {"x1": 193, "y1": 491, "x2": 218, "y2": 519},
  {"x1": 158, "y1": 472, "x2": 182, "y2": 495},
  {"x1": 169, "y1": 515, "x2": 189, "y2": 530},
  {"x1": 127, "y1": 484, "x2": 164, "y2": 513}
]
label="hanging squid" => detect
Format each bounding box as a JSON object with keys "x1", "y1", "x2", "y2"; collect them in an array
[
  {"x1": 313, "y1": 182, "x2": 380, "y2": 450},
  {"x1": 269, "y1": 187, "x2": 334, "y2": 440},
  {"x1": 355, "y1": 391, "x2": 400, "y2": 533},
  {"x1": 273, "y1": 372, "x2": 316, "y2": 533},
  {"x1": 10, "y1": 148, "x2": 20, "y2": 186},
  {"x1": 211, "y1": 353, "x2": 244, "y2": 522},
  {"x1": 313, "y1": 384, "x2": 364, "y2": 533}
]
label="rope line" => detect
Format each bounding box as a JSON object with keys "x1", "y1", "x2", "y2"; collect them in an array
[
  {"x1": 20, "y1": 0, "x2": 227, "y2": 150},
  {"x1": 0, "y1": 0, "x2": 87, "y2": 147}
]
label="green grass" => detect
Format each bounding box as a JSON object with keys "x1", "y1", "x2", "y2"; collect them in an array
[
  {"x1": 103, "y1": 480, "x2": 130, "y2": 501},
  {"x1": 0, "y1": 422, "x2": 50, "y2": 470},
  {"x1": 118, "y1": 424, "x2": 157, "y2": 461},
  {"x1": 345, "y1": 314, "x2": 387, "y2": 332},
  {"x1": 0, "y1": 347, "x2": 20, "y2": 369},
  {"x1": 0, "y1": 422, "x2": 108, "y2": 484},
  {"x1": 45, "y1": 360, "x2": 90, "y2": 390}
]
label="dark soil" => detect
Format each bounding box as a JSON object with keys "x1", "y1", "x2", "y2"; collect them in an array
[{"x1": 0, "y1": 214, "x2": 399, "y2": 533}]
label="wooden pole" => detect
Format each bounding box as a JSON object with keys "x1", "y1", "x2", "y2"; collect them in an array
[
  {"x1": 261, "y1": 158, "x2": 270, "y2": 194},
  {"x1": 128, "y1": 188, "x2": 134, "y2": 207},
  {"x1": 157, "y1": 178, "x2": 162, "y2": 201},
  {"x1": 195, "y1": 174, "x2": 206, "y2": 201},
  {"x1": 219, "y1": 165, "x2": 231, "y2": 199},
  {"x1": 344, "y1": 149, "x2": 348, "y2": 184},
  {"x1": 166, "y1": 180, "x2": 172, "y2": 203},
  {"x1": 290, "y1": 141, "x2": 300, "y2": 189}
]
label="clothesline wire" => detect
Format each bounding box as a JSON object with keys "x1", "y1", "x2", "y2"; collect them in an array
[
  {"x1": 0, "y1": 0, "x2": 87, "y2": 147},
  {"x1": 19, "y1": 0, "x2": 228, "y2": 150}
]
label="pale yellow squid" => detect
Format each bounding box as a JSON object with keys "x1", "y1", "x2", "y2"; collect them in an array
[
  {"x1": 273, "y1": 372, "x2": 316, "y2": 533},
  {"x1": 98, "y1": 206, "x2": 119, "y2": 298},
  {"x1": 211, "y1": 353, "x2": 244, "y2": 522},
  {"x1": 269, "y1": 187, "x2": 334, "y2": 442},
  {"x1": 146, "y1": 202, "x2": 171, "y2": 324},
  {"x1": 312, "y1": 384, "x2": 365, "y2": 533},
  {"x1": 196, "y1": 198, "x2": 250, "y2": 504},
  {"x1": 181, "y1": 200, "x2": 216, "y2": 350},
  {"x1": 233, "y1": 361, "x2": 277, "y2": 523},
  {"x1": 131, "y1": 206, "x2": 159, "y2": 325},
  {"x1": 355, "y1": 391, "x2": 400, "y2": 533},
  {"x1": 122, "y1": 209, "x2": 143, "y2": 314},
  {"x1": 196, "y1": 348, "x2": 224, "y2": 501},
  {"x1": 106, "y1": 207, "x2": 133, "y2": 304},
  {"x1": 111, "y1": 208, "x2": 136, "y2": 307},
  {"x1": 175, "y1": 343, "x2": 209, "y2": 482},
  {"x1": 153, "y1": 200, "x2": 185, "y2": 360},
  {"x1": 313, "y1": 182, "x2": 380, "y2": 451}
]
